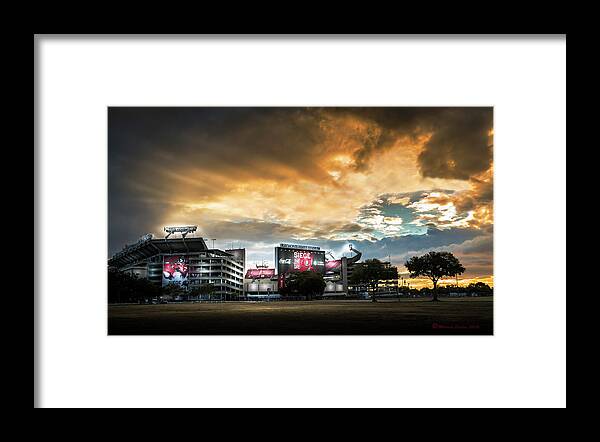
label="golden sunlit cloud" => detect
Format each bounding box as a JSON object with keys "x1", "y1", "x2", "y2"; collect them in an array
[{"x1": 109, "y1": 107, "x2": 493, "y2": 281}]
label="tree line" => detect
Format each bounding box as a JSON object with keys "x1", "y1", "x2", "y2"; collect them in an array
[
  {"x1": 108, "y1": 268, "x2": 216, "y2": 304},
  {"x1": 349, "y1": 251, "x2": 491, "y2": 301},
  {"x1": 109, "y1": 251, "x2": 490, "y2": 303},
  {"x1": 398, "y1": 281, "x2": 493, "y2": 296}
]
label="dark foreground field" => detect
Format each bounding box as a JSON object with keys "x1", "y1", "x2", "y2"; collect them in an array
[{"x1": 108, "y1": 297, "x2": 493, "y2": 335}]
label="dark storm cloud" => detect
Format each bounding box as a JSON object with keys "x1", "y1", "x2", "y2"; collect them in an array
[
  {"x1": 108, "y1": 107, "x2": 493, "y2": 256},
  {"x1": 324, "y1": 107, "x2": 493, "y2": 178},
  {"x1": 108, "y1": 195, "x2": 178, "y2": 253},
  {"x1": 417, "y1": 108, "x2": 493, "y2": 180},
  {"x1": 108, "y1": 107, "x2": 328, "y2": 254},
  {"x1": 318, "y1": 107, "x2": 427, "y2": 172},
  {"x1": 109, "y1": 107, "x2": 329, "y2": 188},
  {"x1": 350, "y1": 125, "x2": 398, "y2": 171},
  {"x1": 453, "y1": 169, "x2": 494, "y2": 213}
]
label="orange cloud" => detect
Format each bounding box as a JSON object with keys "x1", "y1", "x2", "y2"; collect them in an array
[{"x1": 109, "y1": 106, "x2": 494, "y2": 283}]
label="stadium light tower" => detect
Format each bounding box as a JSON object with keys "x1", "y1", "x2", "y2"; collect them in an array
[
  {"x1": 202, "y1": 238, "x2": 216, "y2": 249},
  {"x1": 164, "y1": 225, "x2": 197, "y2": 239}
]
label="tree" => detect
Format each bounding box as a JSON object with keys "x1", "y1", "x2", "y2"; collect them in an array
[
  {"x1": 108, "y1": 268, "x2": 133, "y2": 303},
  {"x1": 466, "y1": 282, "x2": 492, "y2": 296},
  {"x1": 162, "y1": 282, "x2": 185, "y2": 301},
  {"x1": 279, "y1": 271, "x2": 326, "y2": 300},
  {"x1": 188, "y1": 283, "x2": 216, "y2": 301},
  {"x1": 137, "y1": 277, "x2": 162, "y2": 303},
  {"x1": 350, "y1": 259, "x2": 399, "y2": 302},
  {"x1": 108, "y1": 268, "x2": 161, "y2": 304},
  {"x1": 404, "y1": 252, "x2": 465, "y2": 302}
]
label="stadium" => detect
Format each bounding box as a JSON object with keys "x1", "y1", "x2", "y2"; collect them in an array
[
  {"x1": 243, "y1": 243, "x2": 364, "y2": 299},
  {"x1": 108, "y1": 225, "x2": 398, "y2": 300},
  {"x1": 108, "y1": 226, "x2": 245, "y2": 300}
]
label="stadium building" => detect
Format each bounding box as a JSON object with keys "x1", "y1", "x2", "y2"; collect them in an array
[
  {"x1": 108, "y1": 227, "x2": 245, "y2": 300},
  {"x1": 109, "y1": 226, "x2": 394, "y2": 300},
  {"x1": 243, "y1": 243, "x2": 363, "y2": 298}
]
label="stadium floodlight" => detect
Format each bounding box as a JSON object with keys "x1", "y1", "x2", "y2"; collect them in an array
[{"x1": 164, "y1": 225, "x2": 198, "y2": 239}]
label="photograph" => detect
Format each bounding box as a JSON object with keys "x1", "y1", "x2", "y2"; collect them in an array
[{"x1": 108, "y1": 107, "x2": 494, "y2": 335}]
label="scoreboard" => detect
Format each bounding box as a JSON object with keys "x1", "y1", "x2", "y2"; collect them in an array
[{"x1": 275, "y1": 245, "x2": 326, "y2": 276}]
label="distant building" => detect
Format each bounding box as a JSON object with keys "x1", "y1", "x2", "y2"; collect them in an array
[
  {"x1": 324, "y1": 244, "x2": 363, "y2": 296},
  {"x1": 108, "y1": 233, "x2": 244, "y2": 300},
  {"x1": 243, "y1": 244, "x2": 363, "y2": 297}
]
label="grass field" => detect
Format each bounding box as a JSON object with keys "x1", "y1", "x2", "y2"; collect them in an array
[{"x1": 108, "y1": 297, "x2": 493, "y2": 335}]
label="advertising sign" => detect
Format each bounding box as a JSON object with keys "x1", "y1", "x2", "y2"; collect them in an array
[
  {"x1": 162, "y1": 255, "x2": 189, "y2": 287},
  {"x1": 275, "y1": 247, "x2": 326, "y2": 276},
  {"x1": 325, "y1": 259, "x2": 342, "y2": 272},
  {"x1": 245, "y1": 268, "x2": 276, "y2": 279}
]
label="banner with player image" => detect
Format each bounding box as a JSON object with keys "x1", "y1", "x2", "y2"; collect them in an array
[{"x1": 162, "y1": 255, "x2": 189, "y2": 287}]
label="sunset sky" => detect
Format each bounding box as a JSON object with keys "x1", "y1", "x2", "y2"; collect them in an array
[{"x1": 109, "y1": 107, "x2": 493, "y2": 287}]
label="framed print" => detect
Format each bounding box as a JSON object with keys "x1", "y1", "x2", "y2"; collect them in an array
[{"x1": 35, "y1": 35, "x2": 566, "y2": 408}]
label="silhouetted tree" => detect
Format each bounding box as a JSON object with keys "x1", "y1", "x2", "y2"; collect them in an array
[
  {"x1": 279, "y1": 271, "x2": 326, "y2": 300},
  {"x1": 405, "y1": 252, "x2": 465, "y2": 302},
  {"x1": 467, "y1": 282, "x2": 493, "y2": 296},
  {"x1": 350, "y1": 259, "x2": 398, "y2": 302},
  {"x1": 188, "y1": 283, "x2": 216, "y2": 301},
  {"x1": 108, "y1": 268, "x2": 161, "y2": 304},
  {"x1": 162, "y1": 282, "x2": 185, "y2": 301}
]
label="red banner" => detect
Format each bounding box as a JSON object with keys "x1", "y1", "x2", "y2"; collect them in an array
[
  {"x1": 245, "y1": 268, "x2": 275, "y2": 279},
  {"x1": 325, "y1": 259, "x2": 342, "y2": 271}
]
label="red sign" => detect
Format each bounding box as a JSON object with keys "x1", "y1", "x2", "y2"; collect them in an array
[
  {"x1": 325, "y1": 259, "x2": 342, "y2": 271},
  {"x1": 245, "y1": 268, "x2": 275, "y2": 279},
  {"x1": 291, "y1": 251, "x2": 324, "y2": 272}
]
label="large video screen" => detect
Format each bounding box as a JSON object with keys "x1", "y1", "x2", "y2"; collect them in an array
[
  {"x1": 276, "y1": 247, "x2": 326, "y2": 275},
  {"x1": 162, "y1": 255, "x2": 189, "y2": 287}
]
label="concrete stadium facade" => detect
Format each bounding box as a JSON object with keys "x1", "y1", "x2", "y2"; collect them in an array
[
  {"x1": 108, "y1": 235, "x2": 245, "y2": 300},
  {"x1": 109, "y1": 229, "x2": 397, "y2": 300}
]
